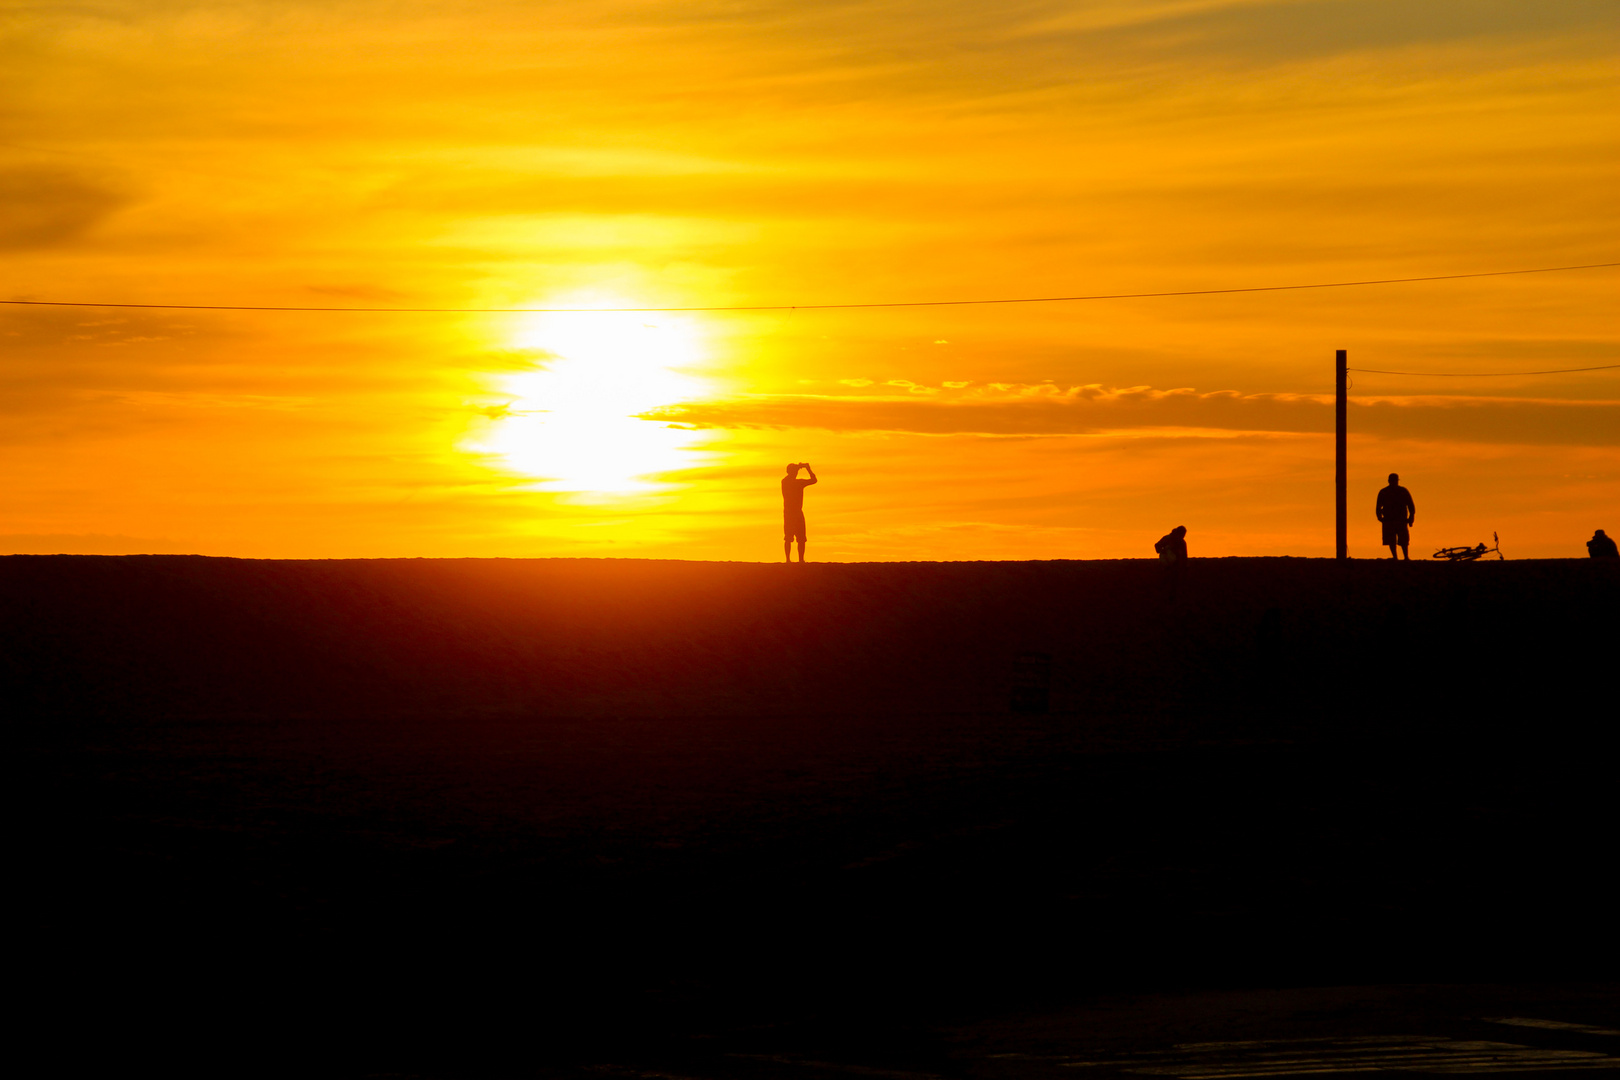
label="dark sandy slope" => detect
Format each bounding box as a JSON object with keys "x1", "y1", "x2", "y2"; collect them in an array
[
  {"x1": 8, "y1": 556, "x2": 1616, "y2": 1076},
  {"x1": 5, "y1": 554, "x2": 1613, "y2": 723}
]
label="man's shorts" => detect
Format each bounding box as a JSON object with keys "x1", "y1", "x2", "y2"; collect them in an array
[
  {"x1": 1382, "y1": 520, "x2": 1409, "y2": 546},
  {"x1": 784, "y1": 509, "x2": 807, "y2": 543}
]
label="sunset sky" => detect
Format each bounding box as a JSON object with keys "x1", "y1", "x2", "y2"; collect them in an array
[{"x1": 3, "y1": 0, "x2": 1616, "y2": 561}]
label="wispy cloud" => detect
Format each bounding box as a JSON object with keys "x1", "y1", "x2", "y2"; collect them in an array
[
  {"x1": 1007, "y1": 0, "x2": 1620, "y2": 67},
  {"x1": 0, "y1": 166, "x2": 128, "y2": 249},
  {"x1": 651, "y1": 384, "x2": 1620, "y2": 445}
]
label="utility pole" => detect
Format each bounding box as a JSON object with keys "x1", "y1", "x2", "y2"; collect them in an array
[{"x1": 1336, "y1": 349, "x2": 1347, "y2": 559}]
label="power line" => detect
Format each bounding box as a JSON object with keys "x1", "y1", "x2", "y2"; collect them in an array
[
  {"x1": 2, "y1": 261, "x2": 1615, "y2": 314},
  {"x1": 1348, "y1": 363, "x2": 1619, "y2": 376}
]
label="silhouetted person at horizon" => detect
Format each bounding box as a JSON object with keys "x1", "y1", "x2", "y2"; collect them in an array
[
  {"x1": 1154, "y1": 525, "x2": 1188, "y2": 561},
  {"x1": 1376, "y1": 473, "x2": 1415, "y2": 560},
  {"x1": 782, "y1": 462, "x2": 817, "y2": 563},
  {"x1": 1589, "y1": 529, "x2": 1619, "y2": 558}
]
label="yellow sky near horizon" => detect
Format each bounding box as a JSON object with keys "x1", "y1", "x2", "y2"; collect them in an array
[{"x1": 3, "y1": 0, "x2": 1616, "y2": 561}]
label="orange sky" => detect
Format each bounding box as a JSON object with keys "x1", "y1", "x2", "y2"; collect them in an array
[{"x1": 3, "y1": 0, "x2": 1616, "y2": 560}]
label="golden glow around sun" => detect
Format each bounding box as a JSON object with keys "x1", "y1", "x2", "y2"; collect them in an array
[{"x1": 472, "y1": 300, "x2": 719, "y2": 495}]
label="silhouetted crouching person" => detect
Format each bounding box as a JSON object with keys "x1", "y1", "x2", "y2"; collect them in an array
[
  {"x1": 782, "y1": 462, "x2": 817, "y2": 563},
  {"x1": 1589, "y1": 529, "x2": 1619, "y2": 558},
  {"x1": 1376, "y1": 473, "x2": 1415, "y2": 560},
  {"x1": 1154, "y1": 525, "x2": 1188, "y2": 561},
  {"x1": 1155, "y1": 525, "x2": 1188, "y2": 600}
]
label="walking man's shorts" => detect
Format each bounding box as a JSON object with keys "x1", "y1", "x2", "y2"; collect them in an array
[
  {"x1": 784, "y1": 509, "x2": 807, "y2": 543},
  {"x1": 1382, "y1": 520, "x2": 1409, "y2": 546}
]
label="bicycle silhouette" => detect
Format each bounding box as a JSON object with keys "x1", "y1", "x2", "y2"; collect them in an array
[{"x1": 1433, "y1": 531, "x2": 1503, "y2": 562}]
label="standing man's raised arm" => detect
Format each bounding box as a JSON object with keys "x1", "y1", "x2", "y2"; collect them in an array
[{"x1": 803, "y1": 463, "x2": 818, "y2": 485}]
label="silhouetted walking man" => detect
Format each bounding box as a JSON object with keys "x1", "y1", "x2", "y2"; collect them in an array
[
  {"x1": 1376, "y1": 473, "x2": 1415, "y2": 560},
  {"x1": 1154, "y1": 525, "x2": 1188, "y2": 561},
  {"x1": 782, "y1": 462, "x2": 817, "y2": 563},
  {"x1": 1589, "y1": 529, "x2": 1619, "y2": 558}
]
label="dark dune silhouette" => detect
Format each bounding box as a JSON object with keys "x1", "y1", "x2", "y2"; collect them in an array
[
  {"x1": 7, "y1": 553, "x2": 1610, "y2": 723},
  {"x1": 9, "y1": 555, "x2": 1615, "y2": 1077}
]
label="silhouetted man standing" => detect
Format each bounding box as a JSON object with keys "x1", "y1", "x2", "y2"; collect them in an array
[
  {"x1": 1589, "y1": 529, "x2": 1619, "y2": 558},
  {"x1": 1376, "y1": 473, "x2": 1415, "y2": 560},
  {"x1": 782, "y1": 462, "x2": 817, "y2": 563}
]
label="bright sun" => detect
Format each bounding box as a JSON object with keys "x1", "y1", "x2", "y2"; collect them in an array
[{"x1": 473, "y1": 300, "x2": 717, "y2": 495}]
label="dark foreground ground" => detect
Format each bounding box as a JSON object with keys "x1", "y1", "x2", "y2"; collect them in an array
[{"x1": 8, "y1": 556, "x2": 1617, "y2": 1076}]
